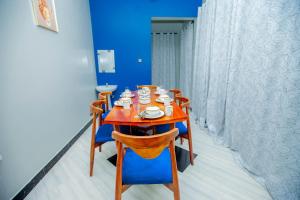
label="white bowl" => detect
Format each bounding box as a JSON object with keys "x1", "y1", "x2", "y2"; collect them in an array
[
  {"x1": 124, "y1": 91, "x2": 131, "y2": 95},
  {"x1": 122, "y1": 92, "x2": 134, "y2": 98},
  {"x1": 139, "y1": 97, "x2": 150, "y2": 104},
  {"x1": 159, "y1": 94, "x2": 170, "y2": 100},
  {"x1": 157, "y1": 88, "x2": 167, "y2": 95},
  {"x1": 120, "y1": 97, "x2": 131, "y2": 104},
  {"x1": 139, "y1": 93, "x2": 150, "y2": 98},
  {"x1": 142, "y1": 87, "x2": 150, "y2": 92},
  {"x1": 146, "y1": 106, "x2": 160, "y2": 115}
]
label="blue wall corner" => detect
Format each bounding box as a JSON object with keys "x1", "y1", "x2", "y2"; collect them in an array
[{"x1": 89, "y1": 0, "x2": 201, "y2": 99}]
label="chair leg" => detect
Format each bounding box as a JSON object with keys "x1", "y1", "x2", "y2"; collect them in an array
[
  {"x1": 115, "y1": 142, "x2": 123, "y2": 200},
  {"x1": 188, "y1": 138, "x2": 194, "y2": 165},
  {"x1": 170, "y1": 140, "x2": 180, "y2": 200},
  {"x1": 99, "y1": 144, "x2": 102, "y2": 152},
  {"x1": 115, "y1": 188, "x2": 122, "y2": 200},
  {"x1": 174, "y1": 186, "x2": 180, "y2": 200},
  {"x1": 90, "y1": 145, "x2": 95, "y2": 176}
]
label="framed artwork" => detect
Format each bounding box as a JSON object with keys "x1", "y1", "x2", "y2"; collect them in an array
[{"x1": 31, "y1": 0, "x2": 59, "y2": 32}]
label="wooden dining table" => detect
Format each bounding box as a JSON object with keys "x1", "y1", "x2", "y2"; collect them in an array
[{"x1": 103, "y1": 90, "x2": 187, "y2": 132}]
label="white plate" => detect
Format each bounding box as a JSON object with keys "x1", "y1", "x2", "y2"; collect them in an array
[
  {"x1": 155, "y1": 98, "x2": 174, "y2": 103},
  {"x1": 140, "y1": 110, "x2": 165, "y2": 119},
  {"x1": 120, "y1": 93, "x2": 135, "y2": 98},
  {"x1": 139, "y1": 100, "x2": 151, "y2": 105},
  {"x1": 114, "y1": 101, "x2": 132, "y2": 107}
]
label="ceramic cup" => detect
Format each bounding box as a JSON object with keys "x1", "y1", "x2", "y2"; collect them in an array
[
  {"x1": 139, "y1": 97, "x2": 150, "y2": 104},
  {"x1": 165, "y1": 105, "x2": 173, "y2": 117},
  {"x1": 142, "y1": 87, "x2": 150, "y2": 93},
  {"x1": 123, "y1": 101, "x2": 131, "y2": 109},
  {"x1": 159, "y1": 94, "x2": 170, "y2": 103},
  {"x1": 163, "y1": 98, "x2": 171, "y2": 106},
  {"x1": 120, "y1": 97, "x2": 131, "y2": 109}
]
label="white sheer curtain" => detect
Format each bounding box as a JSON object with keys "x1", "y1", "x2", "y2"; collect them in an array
[
  {"x1": 179, "y1": 22, "x2": 194, "y2": 98},
  {"x1": 193, "y1": 0, "x2": 300, "y2": 199},
  {"x1": 152, "y1": 33, "x2": 177, "y2": 89},
  {"x1": 192, "y1": 3, "x2": 213, "y2": 126}
]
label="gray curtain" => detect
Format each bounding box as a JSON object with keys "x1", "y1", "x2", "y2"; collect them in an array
[
  {"x1": 192, "y1": 4, "x2": 212, "y2": 126},
  {"x1": 152, "y1": 33, "x2": 178, "y2": 89},
  {"x1": 179, "y1": 22, "x2": 194, "y2": 98},
  {"x1": 193, "y1": 0, "x2": 300, "y2": 199}
]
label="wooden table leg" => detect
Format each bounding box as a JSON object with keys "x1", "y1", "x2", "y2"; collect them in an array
[
  {"x1": 114, "y1": 125, "x2": 120, "y2": 132},
  {"x1": 169, "y1": 123, "x2": 175, "y2": 130}
]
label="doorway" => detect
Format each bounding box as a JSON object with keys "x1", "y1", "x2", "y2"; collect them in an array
[{"x1": 151, "y1": 17, "x2": 195, "y2": 97}]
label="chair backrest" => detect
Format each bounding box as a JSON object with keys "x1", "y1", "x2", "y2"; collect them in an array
[
  {"x1": 177, "y1": 96, "x2": 190, "y2": 115},
  {"x1": 137, "y1": 85, "x2": 158, "y2": 90},
  {"x1": 170, "y1": 89, "x2": 182, "y2": 103},
  {"x1": 90, "y1": 100, "x2": 106, "y2": 127},
  {"x1": 98, "y1": 91, "x2": 112, "y2": 112},
  {"x1": 112, "y1": 128, "x2": 178, "y2": 159}
]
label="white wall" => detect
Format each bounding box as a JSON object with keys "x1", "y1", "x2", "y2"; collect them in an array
[{"x1": 0, "y1": 0, "x2": 96, "y2": 199}]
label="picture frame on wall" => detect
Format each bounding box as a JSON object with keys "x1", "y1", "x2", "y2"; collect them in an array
[{"x1": 31, "y1": 0, "x2": 59, "y2": 32}]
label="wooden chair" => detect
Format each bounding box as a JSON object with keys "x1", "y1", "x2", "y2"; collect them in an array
[
  {"x1": 170, "y1": 89, "x2": 182, "y2": 104},
  {"x1": 155, "y1": 96, "x2": 194, "y2": 165},
  {"x1": 137, "y1": 85, "x2": 158, "y2": 90},
  {"x1": 112, "y1": 128, "x2": 180, "y2": 200},
  {"x1": 89, "y1": 100, "x2": 114, "y2": 176},
  {"x1": 98, "y1": 91, "x2": 112, "y2": 113}
]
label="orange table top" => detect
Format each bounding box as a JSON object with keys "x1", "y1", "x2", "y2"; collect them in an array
[{"x1": 103, "y1": 91, "x2": 187, "y2": 126}]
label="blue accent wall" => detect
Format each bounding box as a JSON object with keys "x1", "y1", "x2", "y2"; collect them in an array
[{"x1": 89, "y1": 0, "x2": 201, "y2": 98}]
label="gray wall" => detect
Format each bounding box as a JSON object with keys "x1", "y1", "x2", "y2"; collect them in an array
[{"x1": 0, "y1": 0, "x2": 96, "y2": 199}]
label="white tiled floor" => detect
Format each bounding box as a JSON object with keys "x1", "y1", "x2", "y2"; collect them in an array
[{"x1": 25, "y1": 119, "x2": 272, "y2": 200}]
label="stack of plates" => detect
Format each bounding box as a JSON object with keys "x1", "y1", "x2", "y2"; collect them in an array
[
  {"x1": 139, "y1": 106, "x2": 165, "y2": 119},
  {"x1": 120, "y1": 92, "x2": 135, "y2": 98},
  {"x1": 156, "y1": 95, "x2": 173, "y2": 103},
  {"x1": 155, "y1": 89, "x2": 167, "y2": 95},
  {"x1": 114, "y1": 101, "x2": 133, "y2": 107},
  {"x1": 114, "y1": 98, "x2": 132, "y2": 107}
]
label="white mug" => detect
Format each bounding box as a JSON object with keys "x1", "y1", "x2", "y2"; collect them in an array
[
  {"x1": 123, "y1": 101, "x2": 131, "y2": 109},
  {"x1": 163, "y1": 98, "x2": 171, "y2": 106},
  {"x1": 165, "y1": 105, "x2": 173, "y2": 116}
]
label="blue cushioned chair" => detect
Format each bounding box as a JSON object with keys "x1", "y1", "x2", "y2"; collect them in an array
[
  {"x1": 112, "y1": 128, "x2": 180, "y2": 200},
  {"x1": 102, "y1": 111, "x2": 109, "y2": 119},
  {"x1": 156, "y1": 122, "x2": 188, "y2": 135},
  {"x1": 155, "y1": 96, "x2": 194, "y2": 165},
  {"x1": 98, "y1": 91, "x2": 112, "y2": 120},
  {"x1": 98, "y1": 92, "x2": 133, "y2": 134},
  {"x1": 89, "y1": 100, "x2": 115, "y2": 176}
]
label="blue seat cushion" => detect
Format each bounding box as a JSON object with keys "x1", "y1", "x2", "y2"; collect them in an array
[
  {"x1": 102, "y1": 112, "x2": 109, "y2": 119},
  {"x1": 101, "y1": 111, "x2": 129, "y2": 131},
  {"x1": 156, "y1": 122, "x2": 188, "y2": 135},
  {"x1": 122, "y1": 148, "x2": 173, "y2": 185},
  {"x1": 95, "y1": 124, "x2": 114, "y2": 143},
  {"x1": 95, "y1": 125, "x2": 132, "y2": 143}
]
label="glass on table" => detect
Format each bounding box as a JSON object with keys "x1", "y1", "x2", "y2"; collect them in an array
[
  {"x1": 165, "y1": 105, "x2": 173, "y2": 117},
  {"x1": 122, "y1": 100, "x2": 131, "y2": 110}
]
